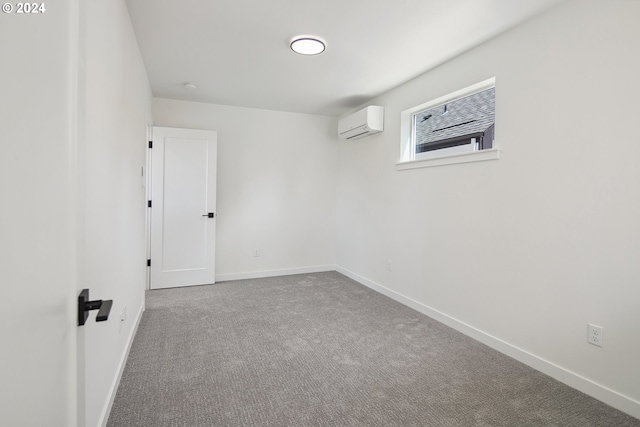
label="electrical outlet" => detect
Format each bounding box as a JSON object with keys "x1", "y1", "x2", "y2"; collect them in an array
[
  {"x1": 119, "y1": 305, "x2": 127, "y2": 334},
  {"x1": 588, "y1": 323, "x2": 603, "y2": 347},
  {"x1": 254, "y1": 248, "x2": 260, "y2": 257}
]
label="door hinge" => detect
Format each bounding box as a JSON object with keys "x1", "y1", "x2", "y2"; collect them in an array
[
  {"x1": 147, "y1": 259, "x2": 151, "y2": 267},
  {"x1": 148, "y1": 200, "x2": 152, "y2": 208},
  {"x1": 148, "y1": 140, "x2": 153, "y2": 149}
]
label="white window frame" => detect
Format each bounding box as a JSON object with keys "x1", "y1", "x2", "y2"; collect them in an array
[{"x1": 397, "y1": 77, "x2": 499, "y2": 171}]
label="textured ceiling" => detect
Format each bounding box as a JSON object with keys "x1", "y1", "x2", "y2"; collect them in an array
[{"x1": 125, "y1": 0, "x2": 564, "y2": 116}]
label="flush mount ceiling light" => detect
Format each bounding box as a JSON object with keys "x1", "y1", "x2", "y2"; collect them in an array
[
  {"x1": 290, "y1": 37, "x2": 326, "y2": 55},
  {"x1": 183, "y1": 83, "x2": 197, "y2": 90}
]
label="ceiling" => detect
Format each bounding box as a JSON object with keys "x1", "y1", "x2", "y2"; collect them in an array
[{"x1": 125, "y1": 0, "x2": 564, "y2": 117}]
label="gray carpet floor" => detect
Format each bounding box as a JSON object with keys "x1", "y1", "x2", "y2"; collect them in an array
[{"x1": 107, "y1": 272, "x2": 640, "y2": 426}]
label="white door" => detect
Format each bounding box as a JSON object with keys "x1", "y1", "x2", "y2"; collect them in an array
[{"x1": 150, "y1": 127, "x2": 218, "y2": 289}]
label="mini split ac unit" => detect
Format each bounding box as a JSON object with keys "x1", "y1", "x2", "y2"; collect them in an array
[{"x1": 338, "y1": 106, "x2": 384, "y2": 140}]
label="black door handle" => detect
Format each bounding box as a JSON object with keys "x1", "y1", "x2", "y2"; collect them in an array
[
  {"x1": 78, "y1": 289, "x2": 113, "y2": 326},
  {"x1": 202, "y1": 212, "x2": 215, "y2": 218}
]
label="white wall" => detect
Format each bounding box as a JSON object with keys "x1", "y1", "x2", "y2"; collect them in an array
[
  {"x1": 0, "y1": 1, "x2": 79, "y2": 426},
  {"x1": 336, "y1": 0, "x2": 640, "y2": 417},
  {"x1": 78, "y1": 1, "x2": 151, "y2": 426},
  {"x1": 153, "y1": 99, "x2": 337, "y2": 280}
]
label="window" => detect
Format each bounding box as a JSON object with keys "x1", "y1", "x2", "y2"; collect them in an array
[
  {"x1": 414, "y1": 87, "x2": 494, "y2": 159},
  {"x1": 398, "y1": 78, "x2": 499, "y2": 170}
]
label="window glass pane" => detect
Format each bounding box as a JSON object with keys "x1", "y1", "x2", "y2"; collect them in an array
[{"x1": 413, "y1": 87, "x2": 495, "y2": 158}]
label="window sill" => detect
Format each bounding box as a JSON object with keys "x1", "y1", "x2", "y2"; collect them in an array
[{"x1": 396, "y1": 148, "x2": 500, "y2": 171}]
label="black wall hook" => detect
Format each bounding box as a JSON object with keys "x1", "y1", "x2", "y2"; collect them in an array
[{"x1": 78, "y1": 289, "x2": 113, "y2": 326}]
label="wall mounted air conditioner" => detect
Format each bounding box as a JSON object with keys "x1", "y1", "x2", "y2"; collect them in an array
[{"x1": 338, "y1": 105, "x2": 384, "y2": 140}]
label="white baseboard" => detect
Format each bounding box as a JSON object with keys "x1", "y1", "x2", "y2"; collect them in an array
[
  {"x1": 99, "y1": 301, "x2": 145, "y2": 427},
  {"x1": 336, "y1": 266, "x2": 640, "y2": 420},
  {"x1": 216, "y1": 264, "x2": 336, "y2": 283}
]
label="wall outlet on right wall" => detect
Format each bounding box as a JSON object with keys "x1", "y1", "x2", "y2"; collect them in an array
[{"x1": 588, "y1": 323, "x2": 603, "y2": 347}]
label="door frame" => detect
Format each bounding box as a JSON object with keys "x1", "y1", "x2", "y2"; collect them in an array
[{"x1": 145, "y1": 125, "x2": 153, "y2": 290}]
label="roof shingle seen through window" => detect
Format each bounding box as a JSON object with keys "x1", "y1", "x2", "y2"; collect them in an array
[{"x1": 415, "y1": 87, "x2": 495, "y2": 147}]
